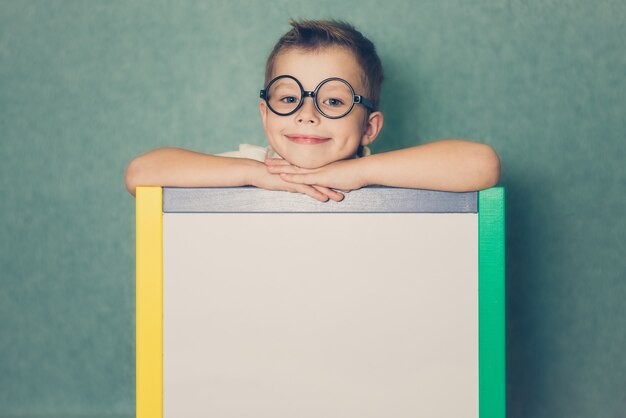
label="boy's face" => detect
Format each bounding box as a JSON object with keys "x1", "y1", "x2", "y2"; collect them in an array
[{"x1": 260, "y1": 46, "x2": 383, "y2": 169}]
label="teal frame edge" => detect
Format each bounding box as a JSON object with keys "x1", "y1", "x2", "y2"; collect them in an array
[{"x1": 479, "y1": 187, "x2": 506, "y2": 418}]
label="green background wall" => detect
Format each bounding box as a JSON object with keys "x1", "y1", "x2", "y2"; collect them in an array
[{"x1": 1, "y1": 1, "x2": 624, "y2": 417}]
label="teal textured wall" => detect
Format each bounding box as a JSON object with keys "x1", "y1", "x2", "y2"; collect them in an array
[{"x1": 1, "y1": 1, "x2": 624, "y2": 417}]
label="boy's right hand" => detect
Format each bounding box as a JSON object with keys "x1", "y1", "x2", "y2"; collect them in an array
[{"x1": 247, "y1": 161, "x2": 344, "y2": 203}]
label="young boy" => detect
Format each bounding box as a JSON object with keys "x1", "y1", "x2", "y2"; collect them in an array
[{"x1": 125, "y1": 19, "x2": 500, "y2": 202}]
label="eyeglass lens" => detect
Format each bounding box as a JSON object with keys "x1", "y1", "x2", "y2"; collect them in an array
[{"x1": 266, "y1": 78, "x2": 354, "y2": 118}]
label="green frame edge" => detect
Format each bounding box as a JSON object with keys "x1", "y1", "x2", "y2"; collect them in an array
[{"x1": 479, "y1": 187, "x2": 506, "y2": 418}]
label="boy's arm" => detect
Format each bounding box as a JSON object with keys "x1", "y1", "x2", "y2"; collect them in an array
[
  {"x1": 360, "y1": 139, "x2": 501, "y2": 192},
  {"x1": 124, "y1": 147, "x2": 258, "y2": 196},
  {"x1": 266, "y1": 139, "x2": 500, "y2": 192},
  {"x1": 124, "y1": 147, "x2": 344, "y2": 202}
]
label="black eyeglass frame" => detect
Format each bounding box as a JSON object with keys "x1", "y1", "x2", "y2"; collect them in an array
[{"x1": 260, "y1": 75, "x2": 375, "y2": 119}]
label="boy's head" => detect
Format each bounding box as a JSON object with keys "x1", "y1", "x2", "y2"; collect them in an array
[{"x1": 259, "y1": 19, "x2": 384, "y2": 169}]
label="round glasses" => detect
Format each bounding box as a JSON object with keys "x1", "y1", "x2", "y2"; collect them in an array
[{"x1": 260, "y1": 75, "x2": 375, "y2": 119}]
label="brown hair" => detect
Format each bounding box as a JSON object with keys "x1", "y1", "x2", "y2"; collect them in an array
[{"x1": 264, "y1": 19, "x2": 384, "y2": 111}]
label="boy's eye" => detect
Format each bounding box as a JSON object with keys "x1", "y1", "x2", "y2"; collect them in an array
[
  {"x1": 280, "y1": 96, "x2": 299, "y2": 104},
  {"x1": 324, "y1": 98, "x2": 344, "y2": 107}
]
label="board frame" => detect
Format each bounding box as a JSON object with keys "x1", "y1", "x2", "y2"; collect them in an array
[{"x1": 135, "y1": 186, "x2": 505, "y2": 418}]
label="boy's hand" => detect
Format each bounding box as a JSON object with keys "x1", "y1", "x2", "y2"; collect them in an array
[
  {"x1": 250, "y1": 161, "x2": 344, "y2": 203},
  {"x1": 265, "y1": 157, "x2": 367, "y2": 193}
]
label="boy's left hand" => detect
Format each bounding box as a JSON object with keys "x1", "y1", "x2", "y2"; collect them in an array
[{"x1": 265, "y1": 157, "x2": 367, "y2": 193}]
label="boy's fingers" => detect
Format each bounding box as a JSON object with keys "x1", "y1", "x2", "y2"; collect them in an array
[
  {"x1": 299, "y1": 185, "x2": 329, "y2": 202},
  {"x1": 267, "y1": 165, "x2": 301, "y2": 174},
  {"x1": 313, "y1": 185, "x2": 344, "y2": 202},
  {"x1": 272, "y1": 172, "x2": 339, "y2": 202},
  {"x1": 280, "y1": 173, "x2": 314, "y2": 184},
  {"x1": 281, "y1": 174, "x2": 344, "y2": 201},
  {"x1": 265, "y1": 158, "x2": 291, "y2": 166}
]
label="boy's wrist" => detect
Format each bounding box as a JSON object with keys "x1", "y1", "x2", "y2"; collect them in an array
[
  {"x1": 358, "y1": 154, "x2": 378, "y2": 187},
  {"x1": 243, "y1": 159, "x2": 264, "y2": 187}
]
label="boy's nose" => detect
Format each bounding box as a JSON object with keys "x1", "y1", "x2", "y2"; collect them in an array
[{"x1": 296, "y1": 97, "x2": 319, "y2": 124}]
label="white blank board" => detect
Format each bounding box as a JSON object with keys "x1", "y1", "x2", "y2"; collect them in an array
[{"x1": 163, "y1": 213, "x2": 478, "y2": 418}]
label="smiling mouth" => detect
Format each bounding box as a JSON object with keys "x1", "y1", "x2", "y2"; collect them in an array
[{"x1": 285, "y1": 134, "x2": 331, "y2": 144}]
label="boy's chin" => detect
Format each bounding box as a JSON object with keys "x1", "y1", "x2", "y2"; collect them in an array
[{"x1": 284, "y1": 155, "x2": 329, "y2": 169}]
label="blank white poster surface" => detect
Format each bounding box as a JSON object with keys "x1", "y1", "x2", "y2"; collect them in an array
[{"x1": 163, "y1": 213, "x2": 478, "y2": 418}]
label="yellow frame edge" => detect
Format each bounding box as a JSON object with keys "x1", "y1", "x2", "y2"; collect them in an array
[{"x1": 136, "y1": 186, "x2": 163, "y2": 418}]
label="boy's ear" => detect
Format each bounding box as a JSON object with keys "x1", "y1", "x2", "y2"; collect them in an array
[
  {"x1": 259, "y1": 100, "x2": 268, "y2": 130},
  {"x1": 360, "y1": 111, "x2": 384, "y2": 147}
]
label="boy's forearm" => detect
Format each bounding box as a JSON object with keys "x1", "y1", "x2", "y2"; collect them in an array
[
  {"x1": 360, "y1": 139, "x2": 500, "y2": 192},
  {"x1": 125, "y1": 147, "x2": 261, "y2": 196}
]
